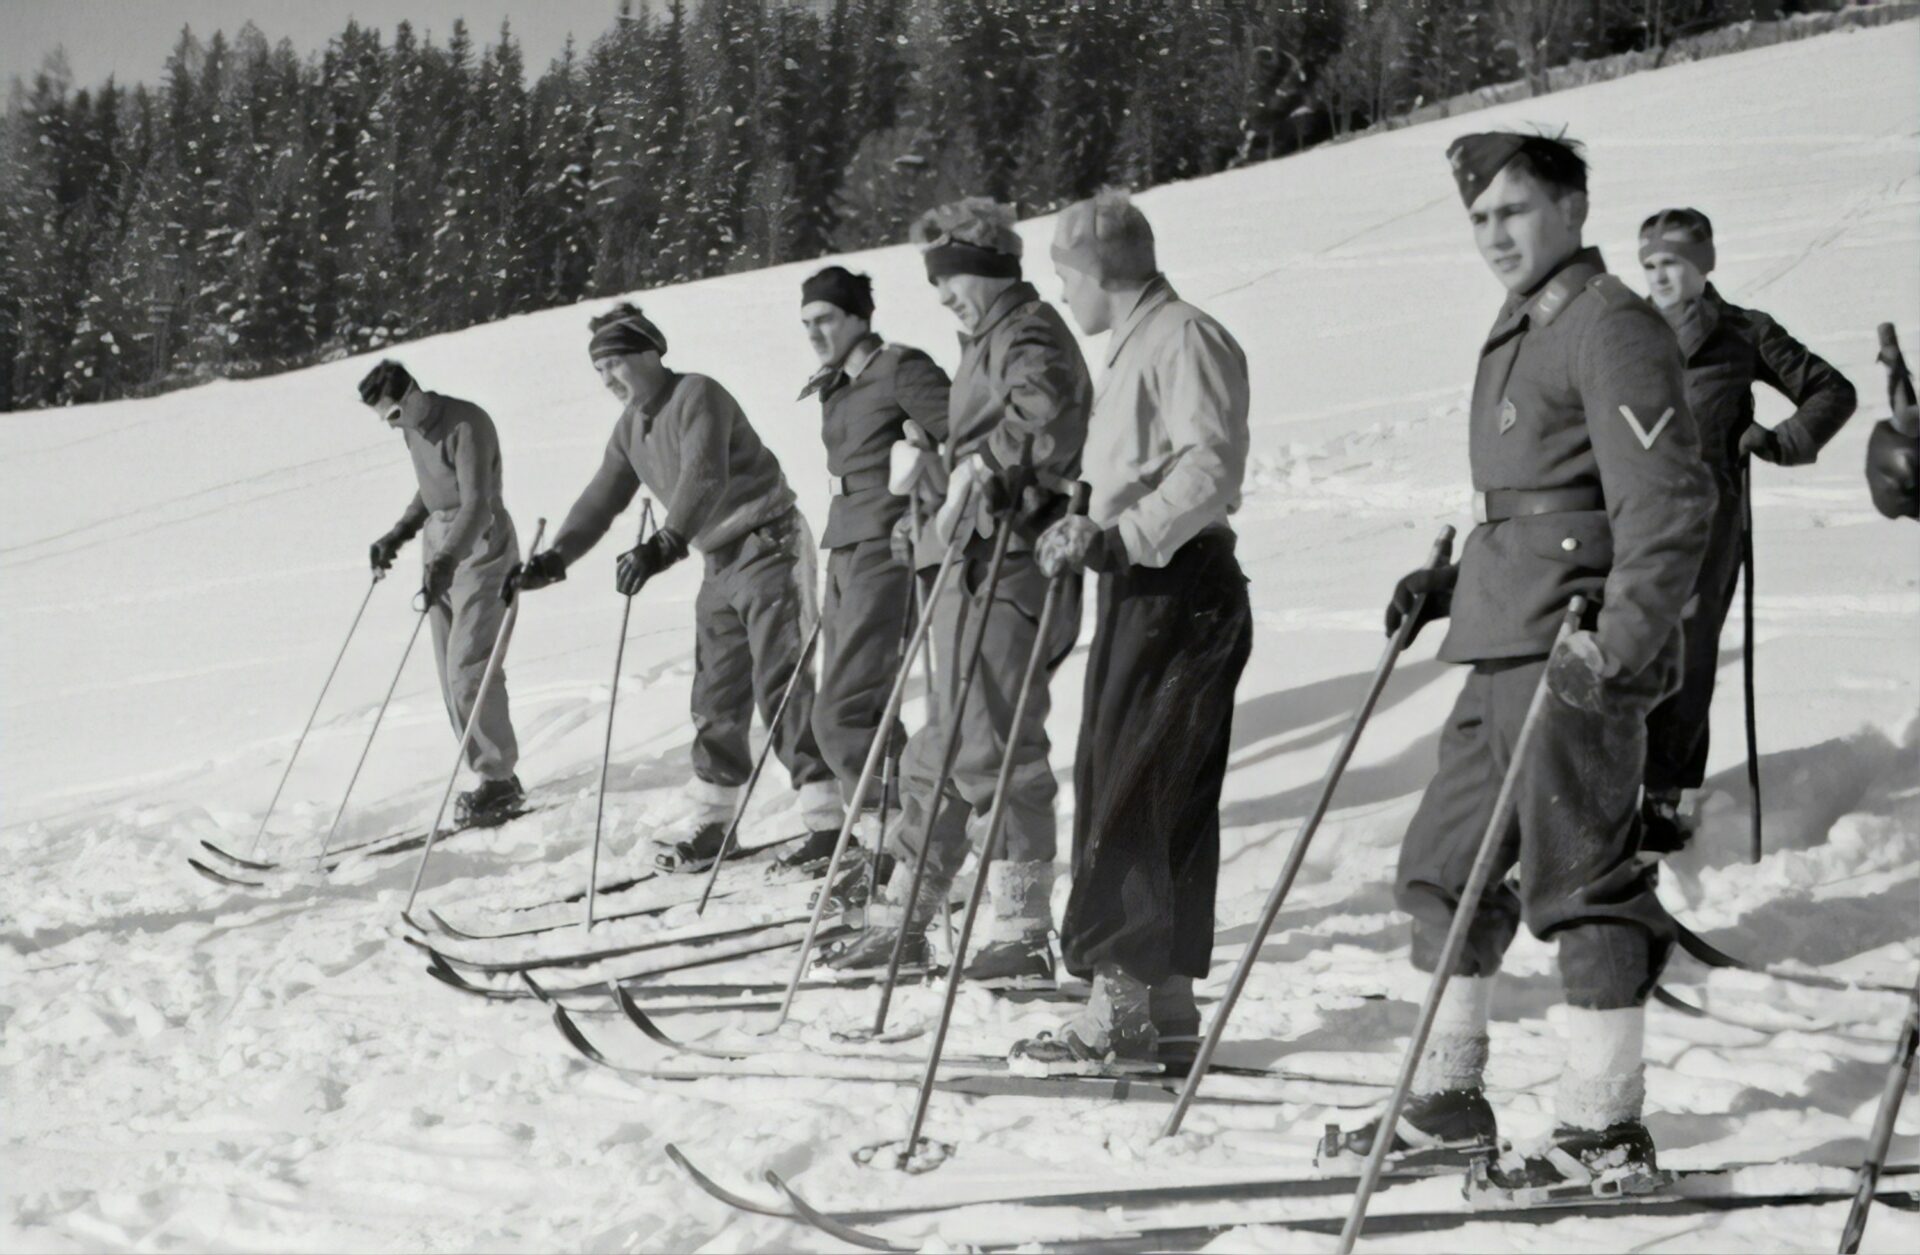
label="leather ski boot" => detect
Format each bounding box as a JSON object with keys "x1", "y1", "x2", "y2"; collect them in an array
[
  {"x1": 1319, "y1": 1087, "x2": 1499, "y2": 1166},
  {"x1": 1008, "y1": 963, "x2": 1161, "y2": 1077},
  {"x1": 819, "y1": 857, "x2": 941, "y2": 973},
  {"x1": 1474, "y1": 1121, "x2": 1665, "y2": 1201},
  {"x1": 654, "y1": 820, "x2": 730, "y2": 873},
  {"x1": 1638, "y1": 788, "x2": 1694, "y2": 856},
  {"x1": 963, "y1": 860, "x2": 1055, "y2": 988},
  {"x1": 454, "y1": 775, "x2": 524, "y2": 827},
  {"x1": 765, "y1": 827, "x2": 842, "y2": 881}
]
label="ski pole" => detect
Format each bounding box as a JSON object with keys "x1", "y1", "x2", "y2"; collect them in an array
[
  {"x1": 867, "y1": 498, "x2": 931, "y2": 930},
  {"x1": 1742, "y1": 457, "x2": 1761, "y2": 864},
  {"x1": 402, "y1": 518, "x2": 546, "y2": 918},
  {"x1": 1338, "y1": 597, "x2": 1586, "y2": 1254},
  {"x1": 586, "y1": 500, "x2": 655, "y2": 928},
  {"x1": 249, "y1": 571, "x2": 385, "y2": 857},
  {"x1": 870, "y1": 495, "x2": 1019, "y2": 1038},
  {"x1": 1162, "y1": 523, "x2": 1456, "y2": 1138},
  {"x1": 315, "y1": 605, "x2": 430, "y2": 868},
  {"x1": 1838, "y1": 965, "x2": 1920, "y2": 1253},
  {"x1": 898, "y1": 483, "x2": 1086, "y2": 1167},
  {"x1": 695, "y1": 616, "x2": 823, "y2": 913},
  {"x1": 1882, "y1": 323, "x2": 1918, "y2": 436},
  {"x1": 762, "y1": 486, "x2": 979, "y2": 1033}
]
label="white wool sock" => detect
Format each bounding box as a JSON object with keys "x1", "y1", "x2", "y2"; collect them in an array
[
  {"x1": 1412, "y1": 976, "x2": 1494, "y2": 1094},
  {"x1": 1556, "y1": 1005, "x2": 1647, "y2": 1130}
]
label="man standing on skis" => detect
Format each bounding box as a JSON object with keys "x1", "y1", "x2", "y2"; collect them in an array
[
  {"x1": 362, "y1": 359, "x2": 525, "y2": 827},
  {"x1": 1006, "y1": 191, "x2": 1254, "y2": 1073},
  {"x1": 507, "y1": 304, "x2": 844, "y2": 872},
  {"x1": 1346, "y1": 133, "x2": 1714, "y2": 1190},
  {"x1": 1634, "y1": 208, "x2": 1855, "y2": 850},
  {"x1": 796, "y1": 266, "x2": 953, "y2": 882},
  {"x1": 824, "y1": 198, "x2": 1091, "y2": 985}
]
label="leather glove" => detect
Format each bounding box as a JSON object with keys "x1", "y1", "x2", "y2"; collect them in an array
[
  {"x1": 370, "y1": 530, "x2": 405, "y2": 572},
  {"x1": 1036, "y1": 515, "x2": 1120, "y2": 577},
  {"x1": 423, "y1": 552, "x2": 457, "y2": 602},
  {"x1": 1866, "y1": 417, "x2": 1919, "y2": 520},
  {"x1": 1737, "y1": 422, "x2": 1782, "y2": 464},
  {"x1": 616, "y1": 527, "x2": 689, "y2": 596},
  {"x1": 889, "y1": 510, "x2": 917, "y2": 566},
  {"x1": 1545, "y1": 629, "x2": 1619, "y2": 713},
  {"x1": 1384, "y1": 563, "x2": 1458, "y2": 642},
  {"x1": 505, "y1": 550, "x2": 567, "y2": 600}
]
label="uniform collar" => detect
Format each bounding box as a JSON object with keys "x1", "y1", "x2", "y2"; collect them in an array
[
  {"x1": 1486, "y1": 246, "x2": 1607, "y2": 347},
  {"x1": 1105, "y1": 274, "x2": 1176, "y2": 367},
  {"x1": 960, "y1": 280, "x2": 1040, "y2": 346},
  {"x1": 799, "y1": 333, "x2": 884, "y2": 401}
]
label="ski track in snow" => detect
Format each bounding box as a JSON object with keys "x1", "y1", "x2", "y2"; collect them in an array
[{"x1": 4, "y1": 25, "x2": 1919, "y2": 1253}]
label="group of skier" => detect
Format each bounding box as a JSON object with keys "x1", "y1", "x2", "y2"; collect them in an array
[{"x1": 356, "y1": 124, "x2": 1916, "y2": 1195}]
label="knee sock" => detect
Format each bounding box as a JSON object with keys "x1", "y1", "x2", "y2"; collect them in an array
[
  {"x1": 1555, "y1": 1004, "x2": 1647, "y2": 1131},
  {"x1": 1412, "y1": 975, "x2": 1494, "y2": 1095}
]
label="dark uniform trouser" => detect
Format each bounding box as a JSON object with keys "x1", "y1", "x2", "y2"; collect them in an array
[
  {"x1": 690, "y1": 510, "x2": 835, "y2": 802},
  {"x1": 1061, "y1": 532, "x2": 1252, "y2": 987},
  {"x1": 887, "y1": 544, "x2": 1078, "y2": 901},
  {"x1": 811, "y1": 536, "x2": 913, "y2": 803},
  {"x1": 1644, "y1": 483, "x2": 1744, "y2": 794},
  {"x1": 1395, "y1": 637, "x2": 1683, "y2": 1010},
  {"x1": 425, "y1": 511, "x2": 519, "y2": 780}
]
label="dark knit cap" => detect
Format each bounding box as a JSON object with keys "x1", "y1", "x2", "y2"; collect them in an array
[
  {"x1": 1639, "y1": 207, "x2": 1716, "y2": 275},
  {"x1": 358, "y1": 359, "x2": 415, "y2": 406},
  {"x1": 588, "y1": 304, "x2": 667, "y2": 361},
  {"x1": 801, "y1": 266, "x2": 875, "y2": 320},
  {"x1": 1446, "y1": 132, "x2": 1587, "y2": 205}
]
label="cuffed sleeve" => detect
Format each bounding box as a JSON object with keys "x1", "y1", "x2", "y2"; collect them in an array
[{"x1": 1750, "y1": 311, "x2": 1856, "y2": 466}]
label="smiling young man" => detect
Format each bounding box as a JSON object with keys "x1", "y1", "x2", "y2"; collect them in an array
[
  {"x1": 508, "y1": 305, "x2": 843, "y2": 873},
  {"x1": 793, "y1": 266, "x2": 953, "y2": 880},
  {"x1": 362, "y1": 359, "x2": 524, "y2": 827},
  {"x1": 1347, "y1": 134, "x2": 1715, "y2": 1191},
  {"x1": 822, "y1": 199, "x2": 1091, "y2": 985},
  {"x1": 1634, "y1": 208, "x2": 1855, "y2": 851}
]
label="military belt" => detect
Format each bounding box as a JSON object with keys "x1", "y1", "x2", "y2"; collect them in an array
[
  {"x1": 828, "y1": 469, "x2": 890, "y2": 497},
  {"x1": 1474, "y1": 485, "x2": 1605, "y2": 524}
]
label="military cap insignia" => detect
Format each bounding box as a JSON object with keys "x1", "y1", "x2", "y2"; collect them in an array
[{"x1": 1618, "y1": 405, "x2": 1675, "y2": 450}]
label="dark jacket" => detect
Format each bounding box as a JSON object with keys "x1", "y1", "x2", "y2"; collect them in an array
[
  {"x1": 551, "y1": 371, "x2": 797, "y2": 563},
  {"x1": 1443, "y1": 248, "x2": 1716, "y2": 678},
  {"x1": 803, "y1": 335, "x2": 952, "y2": 549},
  {"x1": 1665, "y1": 284, "x2": 1856, "y2": 495}
]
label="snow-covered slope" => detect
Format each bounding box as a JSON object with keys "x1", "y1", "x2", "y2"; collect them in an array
[{"x1": 3, "y1": 21, "x2": 1917, "y2": 1253}]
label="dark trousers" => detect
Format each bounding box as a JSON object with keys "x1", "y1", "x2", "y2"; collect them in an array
[
  {"x1": 690, "y1": 510, "x2": 834, "y2": 792},
  {"x1": 1394, "y1": 639, "x2": 1683, "y2": 1010},
  {"x1": 1060, "y1": 532, "x2": 1252, "y2": 987},
  {"x1": 1645, "y1": 490, "x2": 1744, "y2": 793},
  {"x1": 810, "y1": 537, "x2": 913, "y2": 803}
]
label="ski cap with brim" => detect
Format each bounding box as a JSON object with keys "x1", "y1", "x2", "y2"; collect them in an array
[{"x1": 1639, "y1": 207, "x2": 1716, "y2": 275}]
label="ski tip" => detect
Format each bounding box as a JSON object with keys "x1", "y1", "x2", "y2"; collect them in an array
[
  {"x1": 199, "y1": 840, "x2": 279, "y2": 872},
  {"x1": 400, "y1": 909, "x2": 436, "y2": 936},
  {"x1": 428, "y1": 908, "x2": 476, "y2": 940},
  {"x1": 614, "y1": 984, "x2": 673, "y2": 1046},
  {"x1": 187, "y1": 858, "x2": 265, "y2": 889},
  {"x1": 552, "y1": 1005, "x2": 609, "y2": 1065},
  {"x1": 765, "y1": 1171, "x2": 911, "y2": 1251},
  {"x1": 522, "y1": 972, "x2": 552, "y2": 1003},
  {"x1": 665, "y1": 1145, "x2": 792, "y2": 1218}
]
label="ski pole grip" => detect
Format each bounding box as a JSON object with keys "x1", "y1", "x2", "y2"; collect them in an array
[
  {"x1": 1559, "y1": 595, "x2": 1587, "y2": 641},
  {"x1": 1879, "y1": 322, "x2": 1899, "y2": 359},
  {"x1": 1427, "y1": 523, "x2": 1457, "y2": 568},
  {"x1": 1068, "y1": 482, "x2": 1091, "y2": 516}
]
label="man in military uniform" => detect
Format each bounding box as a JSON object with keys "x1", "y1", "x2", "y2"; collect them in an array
[
  {"x1": 824, "y1": 198, "x2": 1091, "y2": 985},
  {"x1": 362, "y1": 359, "x2": 525, "y2": 827},
  {"x1": 794, "y1": 266, "x2": 953, "y2": 880},
  {"x1": 1344, "y1": 134, "x2": 1715, "y2": 1188}
]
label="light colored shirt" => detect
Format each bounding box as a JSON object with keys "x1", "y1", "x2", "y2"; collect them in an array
[{"x1": 1085, "y1": 276, "x2": 1249, "y2": 568}]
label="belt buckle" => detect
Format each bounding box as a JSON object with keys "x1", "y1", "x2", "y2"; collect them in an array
[{"x1": 1472, "y1": 492, "x2": 1489, "y2": 525}]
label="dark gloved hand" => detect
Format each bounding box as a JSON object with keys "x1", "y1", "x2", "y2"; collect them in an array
[
  {"x1": 616, "y1": 527, "x2": 689, "y2": 596},
  {"x1": 1737, "y1": 422, "x2": 1782, "y2": 464},
  {"x1": 1545, "y1": 629, "x2": 1619, "y2": 713},
  {"x1": 889, "y1": 510, "x2": 916, "y2": 566},
  {"x1": 370, "y1": 530, "x2": 405, "y2": 572},
  {"x1": 1865, "y1": 418, "x2": 1919, "y2": 520},
  {"x1": 423, "y1": 552, "x2": 457, "y2": 602},
  {"x1": 505, "y1": 550, "x2": 567, "y2": 600},
  {"x1": 1384, "y1": 563, "x2": 1458, "y2": 642},
  {"x1": 1036, "y1": 515, "x2": 1119, "y2": 578},
  {"x1": 979, "y1": 459, "x2": 1037, "y2": 519}
]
